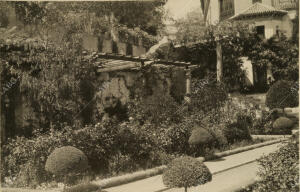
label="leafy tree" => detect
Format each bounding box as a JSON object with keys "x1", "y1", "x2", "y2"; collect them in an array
[
  {"x1": 173, "y1": 8, "x2": 205, "y2": 45},
  {"x1": 163, "y1": 156, "x2": 212, "y2": 192},
  {"x1": 0, "y1": 1, "x2": 167, "y2": 136},
  {"x1": 10, "y1": 1, "x2": 166, "y2": 36}
]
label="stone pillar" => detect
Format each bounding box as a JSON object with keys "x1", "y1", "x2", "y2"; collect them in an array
[
  {"x1": 216, "y1": 42, "x2": 223, "y2": 82},
  {"x1": 266, "y1": 62, "x2": 274, "y2": 84},
  {"x1": 184, "y1": 69, "x2": 192, "y2": 104}
]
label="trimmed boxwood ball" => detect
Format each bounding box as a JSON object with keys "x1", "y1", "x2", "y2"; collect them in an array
[
  {"x1": 188, "y1": 127, "x2": 214, "y2": 146},
  {"x1": 272, "y1": 117, "x2": 294, "y2": 134},
  {"x1": 63, "y1": 183, "x2": 101, "y2": 192},
  {"x1": 45, "y1": 146, "x2": 89, "y2": 176},
  {"x1": 162, "y1": 156, "x2": 212, "y2": 192},
  {"x1": 266, "y1": 80, "x2": 298, "y2": 110}
]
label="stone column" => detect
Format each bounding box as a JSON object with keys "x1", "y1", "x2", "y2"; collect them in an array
[
  {"x1": 266, "y1": 62, "x2": 274, "y2": 85},
  {"x1": 184, "y1": 68, "x2": 192, "y2": 104}
]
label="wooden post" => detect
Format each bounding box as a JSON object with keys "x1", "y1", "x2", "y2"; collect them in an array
[
  {"x1": 216, "y1": 41, "x2": 223, "y2": 82},
  {"x1": 0, "y1": 63, "x2": 4, "y2": 144}
]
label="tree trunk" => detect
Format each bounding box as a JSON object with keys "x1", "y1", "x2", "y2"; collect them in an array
[
  {"x1": 216, "y1": 41, "x2": 223, "y2": 82},
  {"x1": 185, "y1": 186, "x2": 188, "y2": 192}
]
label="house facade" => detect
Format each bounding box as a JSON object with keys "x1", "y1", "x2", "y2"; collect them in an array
[
  {"x1": 205, "y1": 0, "x2": 298, "y2": 39},
  {"x1": 202, "y1": 0, "x2": 298, "y2": 91}
]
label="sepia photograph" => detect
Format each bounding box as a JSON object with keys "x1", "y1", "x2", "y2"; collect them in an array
[{"x1": 0, "y1": 0, "x2": 299, "y2": 191}]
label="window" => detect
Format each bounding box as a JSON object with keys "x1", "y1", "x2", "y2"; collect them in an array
[
  {"x1": 252, "y1": 0, "x2": 262, "y2": 3},
  {"x1": 256, "y1": 25, "x2": 265, "y2": 39},
  {"x1": 219, "y1": 0, "x2": 235, "y2": 20}
]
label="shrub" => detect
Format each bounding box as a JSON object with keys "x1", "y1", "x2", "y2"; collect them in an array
[
  {"x1": 45, "y1": 146, "x2": 89, "y2": 177},
  {"x1": 255, "y1": 141, "x2": 299, "y2": 191},
  {"x1": 165, "y1": 119, "x2": 194, "y2": 155},
  {"x1": 251, "y1": 110, "x2": 279, "y2": 135},
  {"x1": 1, "y1": 120, "x2": 120, "y2": 187},
  {"x1": 188, "y1": 127, "x2": 214, "y2": 146},
  {"x1": 63, "y1": 183, "x2": 101, "y2": 192},
  {"x1": 266, "y1": 80, "x2": 298, "y2": 110},
  {"x1": 191, "y1": 77, "x2": 228, "y2": 113},
  {"x1": 162, "y1": 156, "x2": 212, "y2": 192},
  {"x1": 188, "y1": 127, "x2": 216, "y2": 157},
  {"x1": 223, "y1": 114, "x2": 252, "y2": 144},
  {"x1": 127, "y1": 93, "x2": 183, "y2": 126},
  {"x1": 272, "y1": 117, "x2": 294, "y2": 134}
]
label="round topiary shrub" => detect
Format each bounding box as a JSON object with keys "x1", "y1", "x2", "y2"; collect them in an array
[
  {"x1": 272, "y1": 117, "x2": 294, "y2": 134},
  {"x1": 266, "y1": 80, "x2": 298, "y2": 110},
  {"x1": 162, "y1": 156, "x2": 212, "y2": 192},
  {"x1": 188, "y1": 127, "x2": 214, "y2": 146},
  {"x1": 45, "y1": 146, "x2": 89, "y2": 177}
]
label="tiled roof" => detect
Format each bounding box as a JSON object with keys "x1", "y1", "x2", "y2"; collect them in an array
[{"x1": 230, "y1": 3, "x2": 287, "y2": 20}]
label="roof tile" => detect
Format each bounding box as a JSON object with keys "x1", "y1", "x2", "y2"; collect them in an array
[{"x1": 230, "y1": 3, "x2": 287, "y2": 20}]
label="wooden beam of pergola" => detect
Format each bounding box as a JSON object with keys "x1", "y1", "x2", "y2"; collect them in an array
[{"x1": 97, "y1": 62, "x2": 140, "y2": 73}]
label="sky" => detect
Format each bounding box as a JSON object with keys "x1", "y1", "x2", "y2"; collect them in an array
[{"x1": 164, "y1": 0, "x2": 201, "y2": 20}]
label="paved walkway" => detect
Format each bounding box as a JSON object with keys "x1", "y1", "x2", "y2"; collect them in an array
[
  {"x1": 106, "y1": 143, "x2": 283, "y2": 192},
  {"x1": 164, "y1": 161, "x2": 259, "y2": 192}
]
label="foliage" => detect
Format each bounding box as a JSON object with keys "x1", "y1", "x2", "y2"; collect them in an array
[
  {"x1": 45, "y1": 146, "x2": 89, "y2": 177},
  {"x1": 188, "y1": 127, "x2": 216, "y2": 157},
  {"x1": 8, "y1": 1, "x2": 163, "y2": 44},
  {"x1": 127, "y1": 93, "x2": 183, "y2": 127},
  {"x1": 188, "y1": 127, "x2": 214, "y2": 146},
  {"x1": 1, "y1": 118, "x2": 174, "y2": 187},
  {"x1": 115, "y1": 121, "x2": 168, "y2": 170},
  {"x1": 255, "y1": 141, "x2": 299, "y2": 191},
  {"x1": 247, "y1": 35, "x2": 299, "y2": 82},
  {"x1": 239, "y1": 140, "x2": 299, "y2": 192},
  {"x1": 173, "y1": 15, "x2": 299, "y2": 87},
  {"x1": 173, "y1": 8, "x2": 205, "y2": 45},
  {"x1": 0, "y1": 0, "x2": 166, "y2": 136},
  {"x1": 1, "y1": 28, "x2": 99, "y2": 134},
  {"x1": 266, "y1": 80, "x2": 299, "y2": 110},
  {"x1": 163, "y1": 119, "x2": 193, "y2": 155},
  {"x1": 223, "y1": 114, "x2": 252, "y2": 144},
  {"x1": 173, "y1": 20, "x2": 258, "y2": 88},
  {"x1": 191, "y1": 76, "x2": 228, "y2": 112},
  {"x1": 1, "y1": 120, "x2": 120, "y2": 187},
  {"x1": 251, "y1": 110, "x2": 278, "y2": 135},
  {"x1": 272, "y1": 117, "x2": 294, "y2": 134},
  {"x1": 162, "y1": 156, "x2": 212, "y2": 192},
  {"x1": 63, "y1": 183, "x2": 100, "y2": 192}
]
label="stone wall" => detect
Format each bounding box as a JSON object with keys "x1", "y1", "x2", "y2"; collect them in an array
[
  {"x1": 94, "y1": 65, "x2": 186, "y2": 120},
  {"x1": 2, "y1": 63, "x2": 187, "y2": 140}
]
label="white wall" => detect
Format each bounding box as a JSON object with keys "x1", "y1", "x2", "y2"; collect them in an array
[
  {"x1": 206, "y1": 0, "x2": 220, "y2": 25},
  {"x1": 206, "y1": 0, "x2": 295, "y2": 39},
  {"x1": 244, "y1": 17, "x2": 284, "y2": 39},
  {"x1": 241, "y1": 57, "x2": 254, "y2": 86}
]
